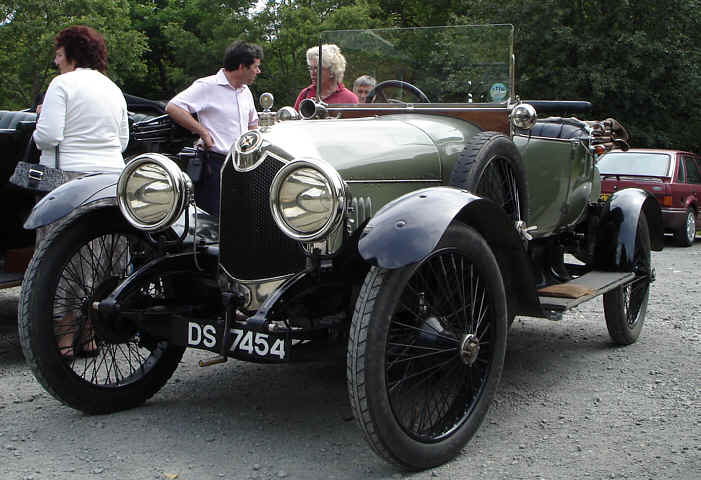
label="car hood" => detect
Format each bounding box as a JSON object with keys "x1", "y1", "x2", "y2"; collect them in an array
[{"x1": 258, "y1": 114, "x2": 480, "y2": 181}]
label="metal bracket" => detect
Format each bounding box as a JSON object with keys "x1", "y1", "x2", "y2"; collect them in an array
[{"x1": 515, "y1": 220, "x2": 537, "y2": 241}]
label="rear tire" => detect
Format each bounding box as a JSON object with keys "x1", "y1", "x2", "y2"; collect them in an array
[
  {"x1": 347, "y1": 221, "x2": 507, "y2": 469},
  {"x1": 603, "y1": 212, "x2": 652, "y2": 345},
  {"x1": 18, "y1": 209, "x2": 185, "y2": 413},
  {"x1": 674, "y1": 207, "x2": 695, "y2": 247}
]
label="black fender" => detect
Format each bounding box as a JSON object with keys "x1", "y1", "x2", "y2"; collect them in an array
[
  {"x1": 593, "y1": 188, "x2": 664, "y2": 271},
  {"x1": 24, "y1": 172, "x2": 119, "y2": 229},
  {"x1": 23, "y1": 171, "x2": 219, "y2": 245},
  {"x1": 358, "y1": 186, "x2": 542, "y2": 317}
]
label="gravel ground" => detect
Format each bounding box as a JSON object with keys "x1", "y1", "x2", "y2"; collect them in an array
[{"x1": 0, "y1": 236, "x2": 699, "y2": 480}]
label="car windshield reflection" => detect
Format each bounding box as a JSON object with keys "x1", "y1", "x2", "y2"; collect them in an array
[{"x1": 319, "y1": 25, "x2": 514, "y2": 105}]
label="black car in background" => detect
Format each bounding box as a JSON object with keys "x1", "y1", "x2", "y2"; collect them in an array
[{"x1": 0, "y1": 94, "x2": 194, "y2": 289}]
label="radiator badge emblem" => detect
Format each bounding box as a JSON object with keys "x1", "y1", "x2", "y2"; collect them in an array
[
  {"x1": 236, "y1": 130, "x2": 262, "y2": 154},
  {"x1": 234, "y1": 130, "x2": 264, "y2": 171}
]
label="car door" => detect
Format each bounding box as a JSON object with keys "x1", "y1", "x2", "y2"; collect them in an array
[
  {"x1": 676, "y1": 154, "x2": 701, "y2": 224},
  {"x1": 514, "y1": 133, "x2": 590, "y2": 237}
]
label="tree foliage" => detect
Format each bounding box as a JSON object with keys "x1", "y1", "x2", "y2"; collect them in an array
[
  {"x1": 0, "y1": 0, "x2": 698, "y2": 151},
  {"x1": 0, "y1": 0, "x2": 148, "y2": 110}
]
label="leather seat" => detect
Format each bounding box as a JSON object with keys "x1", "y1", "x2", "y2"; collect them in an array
[
  {"x1": 0, "y1": 110, "x2": 37, "y2": 131},
  {"x1": 528, "y1": 117, "x2": 587, "y2": 140}
]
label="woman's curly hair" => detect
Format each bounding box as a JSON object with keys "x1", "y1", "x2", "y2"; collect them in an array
[
  {"x1": 306, "y1": 44, "x2": 347, "y2": 83},
  {"x1": 54, "y1": 25, "x2": 107, "y2": 73}
]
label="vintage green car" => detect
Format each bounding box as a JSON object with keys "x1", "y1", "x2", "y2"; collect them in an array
[{"x1": 18, "y1": 25, "x2": 663, "y2": 470}]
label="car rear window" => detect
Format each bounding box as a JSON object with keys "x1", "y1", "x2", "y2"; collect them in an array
[{"x1": 597, "y1": 152, "x2": 671, "y2": 176}]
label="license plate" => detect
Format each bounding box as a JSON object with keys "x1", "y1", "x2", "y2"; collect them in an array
[
  {"x1": 229, "y1": 328, "x2": 289, "y2": 362},
  {"x1": 187, "y1": 322, "x2": 289, "y2": 362},
  {"x1": 599, "y1": 193, "x2": 610, "y2": 202}
]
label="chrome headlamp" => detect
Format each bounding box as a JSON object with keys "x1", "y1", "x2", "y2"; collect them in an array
[
  {"x1": 269, "y1": 159, "x2": 345, "y2": 242},
  {"x1": 117, "y1": 153, "x2": 192, "y2": 232},
  {"x1": 511, "y1": 102, "x2": 537, "y2": 129}
]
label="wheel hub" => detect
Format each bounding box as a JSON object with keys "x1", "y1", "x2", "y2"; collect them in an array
[
  {"x1": 459, "y1": 334, "x2": 480, "y2": 365},
  {"x1": 89, "y1": 276, "x2": 136, "y2": 344}
]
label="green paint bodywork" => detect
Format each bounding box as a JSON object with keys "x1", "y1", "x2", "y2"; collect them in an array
[
  {"x1": 260, "y1": 112, "x2": 601, "y2": 239},
  {"x1": 513, "y1": 133, "x2": 598, "y2": 238},
  {"x1": 259, "y1": 114, "x2": 482, "y2": 234}
]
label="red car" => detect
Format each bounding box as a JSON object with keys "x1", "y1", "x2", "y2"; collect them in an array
[{"x1": 598, "y1": 148, "x2": 701, "y2": 246}]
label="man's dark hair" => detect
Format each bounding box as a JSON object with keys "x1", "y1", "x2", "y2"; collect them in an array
[
  {"x1": 223, "y1": 41, "x2": 263, "y2": 71},
  {"x1": 54, "y1": 25, "x2": 107, "y2": 73}
]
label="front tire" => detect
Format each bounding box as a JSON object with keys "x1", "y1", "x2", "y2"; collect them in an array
[
  {"x1": 347, "y1": 222, "x2": 508, "y2": 470},
  {"x1": 603, "y1": 212, "x2": 652, "y2": 345},
  {"x1": 674, "y1": 207, "x2": 696, "y2": 247},
  {"x1": 18, "y1": 209, "x2": 185, "y2": 414}
]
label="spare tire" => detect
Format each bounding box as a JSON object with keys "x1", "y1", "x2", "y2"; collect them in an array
[{"x1": 450, "y1": 131, "x2": 528, "y2": 224}]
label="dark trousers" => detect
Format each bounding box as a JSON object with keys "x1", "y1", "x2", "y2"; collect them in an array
[{"x1": 194, "y1": 150, "x2": 225, "y2": 216}]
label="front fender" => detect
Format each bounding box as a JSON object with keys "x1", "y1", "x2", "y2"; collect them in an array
[
  {"x1": 593, "y1": 188, "x2": 664, "y2": 271},
  {"x1": 358, "y1": 186, "x2": 542, "y2": 318},
  {"x1": 23, "y1": 172, "x2": 119, "y2": 229},
  {"x1": 359, "y1": 187, "x2": 514, "y2": 268}
]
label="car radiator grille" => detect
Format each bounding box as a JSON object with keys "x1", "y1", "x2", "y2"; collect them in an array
[{"x1": 219, "y1": 154, "x2": 306, "y2": 281}]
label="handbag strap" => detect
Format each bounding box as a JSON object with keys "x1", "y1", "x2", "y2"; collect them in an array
[
  {"x1": 21, "y1": 136, "x2": 39, "y2": 164},
  {"x1": 55, "y1": 145, "x2": 60, "y2": 170}
]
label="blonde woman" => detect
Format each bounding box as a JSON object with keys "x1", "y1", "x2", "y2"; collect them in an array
[{"x1": 294, "y1": 44, "x2": 358, "y2": 110}]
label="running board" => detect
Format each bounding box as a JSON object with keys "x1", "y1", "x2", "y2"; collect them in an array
[
  {"x1": 538, "y1": 271, "x2": 635, "y2": 312},
  {"x1": 0, "y1": 272, "x2": 23, "y2": 290}
]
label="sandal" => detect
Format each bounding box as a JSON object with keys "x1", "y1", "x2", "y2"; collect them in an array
[{"x1": 54, "y1": 312, "x2": 98, "y2": 359}]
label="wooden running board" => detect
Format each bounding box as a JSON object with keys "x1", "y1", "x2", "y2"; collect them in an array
[{"x1": 538, "y1": 271, "x2": 635, "y2": 312}]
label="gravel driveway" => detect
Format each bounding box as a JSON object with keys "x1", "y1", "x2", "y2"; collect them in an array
[{"x1": 1, "y1": 237, "x2": 699, "y2": 480}]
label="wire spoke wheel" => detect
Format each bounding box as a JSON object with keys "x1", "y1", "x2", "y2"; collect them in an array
[
  {"x1": 348, "y1": 222, "x2": 507, "y2": 469},
  {"x1": 472, "y1": 156, "x2": 522, "y2": 223},
  {"x1": 386, "y1": 249, "x2": 494, "y2": 441},
  {"x1": 54, "y1": 232, "x2": 169, "y2": 386},
  {"x1": 18, "y1": 210, "x2": 184, "y2": 413},
  {"x1": 604, "y1": 212, "x2": 652, "y2": 345}
]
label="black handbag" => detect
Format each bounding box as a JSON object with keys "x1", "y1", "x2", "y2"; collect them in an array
[{"x1": 10, "y1": 143, "x2": 67, "y2": 192}]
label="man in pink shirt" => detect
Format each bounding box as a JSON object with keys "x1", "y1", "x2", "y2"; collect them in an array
[{"x1": 166, "y1": 40, "x2": 263, "y2": 215}]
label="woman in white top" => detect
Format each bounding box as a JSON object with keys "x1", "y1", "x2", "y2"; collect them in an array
[
  {"x1": 33, "y1": 25, "x2": 128, "y2": 175},
  {"x1": 33, "y1": 25, "x2": 129, "y2": 359}
]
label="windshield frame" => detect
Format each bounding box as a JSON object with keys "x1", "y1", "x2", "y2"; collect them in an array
[{"x1": 317, "y1": 24, "x2": 515, "y2": 107}]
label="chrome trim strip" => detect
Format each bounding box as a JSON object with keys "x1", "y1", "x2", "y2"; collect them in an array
[
  {"x1": 327, "y1": 105, "x2": 509, "y2": 113},
  {"x1": 219, "y1": 264, "x2": 296, "y2": 310},
  {"x1": 219, "y1": 264, "x2": 295, "y2": 285},
  {"x1": 345, "y1": 179, "x2": 442, "y2": 184},
  {"x1": 513, "y1": 133, "x2": 586, "y2": 143},
  {"x1": 230, "y1": 148, "x2": 289, "y2": 173}
]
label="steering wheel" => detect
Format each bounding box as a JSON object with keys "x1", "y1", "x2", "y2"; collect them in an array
[{"x1": 366, "y1": 80, "x2": 430, "y2": 104}]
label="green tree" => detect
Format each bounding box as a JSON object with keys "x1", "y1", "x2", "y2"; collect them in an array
[
  {"x1": 251, "y1": 0, "x2": 383, "y2": 106},
  {"x1": 125, "y1": 0, "x2": 257, "y2": 100},
  {"x1": 0, "y1": 0, "x2": 148, "y2": 110},
  {"x1": 458, "y1": 0, "x2": 701, "y2": 151}
]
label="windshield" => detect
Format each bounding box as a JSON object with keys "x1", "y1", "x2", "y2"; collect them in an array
[
  {"x1": 319, "y1": 24, "x2": 514, "y2": 105},
  {"x1": 598, "y1": 152, "x2": 672, "y2": 177}
]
